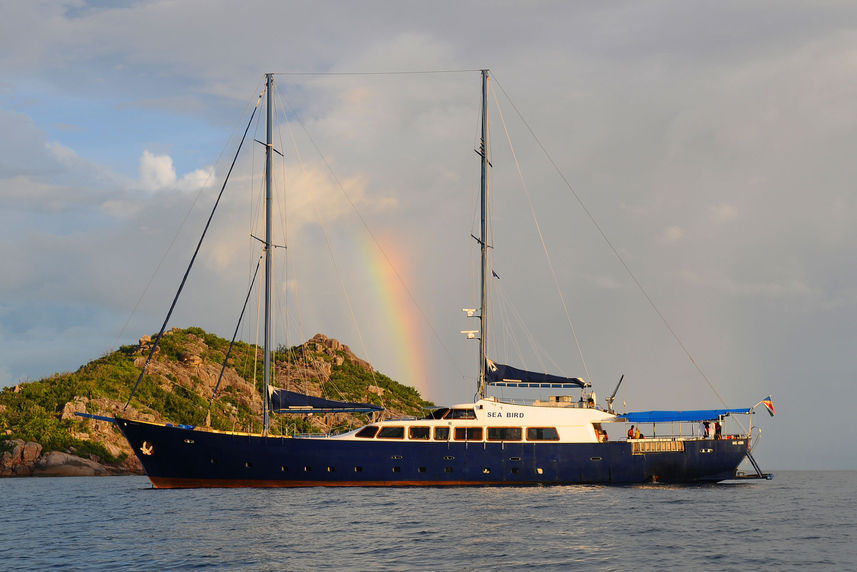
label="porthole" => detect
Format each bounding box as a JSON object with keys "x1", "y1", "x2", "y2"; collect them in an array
[
  {"x1": 418, "y1": 467, "x2": 426, "y2": 473},
  {"x1": 391, "y1": 455, "x2": 403, "y2": 460},
  {"x1": 304, "y1": 466, "x2": 312, "y2": 472},
  {"x1": 392, "y1": 467, "x2": 401, "y2": 473},
  {"x1": 281, "y1": 465, "x2": 288, "y2": 472},
  {"x1": 444, "y1": 467, "x2": 453, "y2": 473},
  {"x1": 327, "y1": 466, "x2": 335, "y2": 472},
  {"x1": 354, "y1": 466, "x2": 363, "y2": 472},
  {"x1": 183, "y1": 439, "x2": 195, "y2": 444},
  {"x1": 536, "y1": 467, "x2": 544, "y2": 475},
  {"x1": 443, "y1": 455, "x2": 455, "y2": 461},
  {"x1": 511, "y1": 467, "x2": 519, "y2": 474},
  {"x1": 509, "y1": 457, "x2": 522, "y2": 462},
  {"x1": 590, "y1": 457, "x2": 602, "y2": 461},
  {"x1": 244, "y1": 461, "x2": 252, "y2": 468},
  {"x1": 210, "y1": 457, "x2": 217, "y2": 464}
]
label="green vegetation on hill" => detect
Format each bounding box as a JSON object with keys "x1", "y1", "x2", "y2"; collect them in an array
[
  {"x1": 0, "y1": 348, "x2": 140, "y2": 464},
  {"x1": 0, "y1": 327, "x2": 433, "y2": 468}
]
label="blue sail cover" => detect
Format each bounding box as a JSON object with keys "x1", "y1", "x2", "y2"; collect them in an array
[
  {"x1": 270, "y1": 389, "x2": 383, "y2": 414},
  {"x1": 486, "y1": 361, "x2": 588, "y2": 389},
  {"x1": 622, "y1": 408, "x2": 752, "y2": 424}
]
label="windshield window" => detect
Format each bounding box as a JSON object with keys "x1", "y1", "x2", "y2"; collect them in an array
[
  {"x1": 376, "y1": 426, "x2": 404, "y2": 439},
  {"x1": 355, "y1": 426, "x2": 379, "y2": 439},
  {"x1": 422, "y1": 408, "x2": 449, "y2": 420},
  {"x1": 446, "y1": 408, "x2": 476, "y2": 420}
]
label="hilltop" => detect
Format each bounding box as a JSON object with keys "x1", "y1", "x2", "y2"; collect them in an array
[{"x1": 0, "y1": 327, "x2": 433, "y2": 477}]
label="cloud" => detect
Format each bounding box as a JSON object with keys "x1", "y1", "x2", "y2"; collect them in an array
[
  {"x1": 139, "y1": 150, "x2": 214, "y2": 193},
  {"x1": 663, "y1": 225, "x2": 683, "y2": 242},
  {"x1": 708, "y1": 203, "x2": 738, "y2": 223},
  {"x1": 680, "y1": 269, "x2": 813, "y2": 298}
]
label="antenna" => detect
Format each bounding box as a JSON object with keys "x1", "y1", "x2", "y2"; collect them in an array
[{"x1": 606, "y1": 374, "x2": 625, "y2": 413}]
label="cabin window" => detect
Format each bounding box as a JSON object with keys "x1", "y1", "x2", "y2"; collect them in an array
[
  {"x1": 446, "y1": 408, "x2": 477, "y2": 420},
  {"x1": 454, "y1": 427, "x2": 483, "y2": 441},
  {"x1": 409, "y1": 426, "x2": 430, "y2": 440},
  {"x1": 487, "y1": 427, "x2": 522, "y2": 441},
  {"x1": 355, "y1": 426, "x2": 380, "y2": 438},
  {"x1": 434, "y1": 427, "x2": 450, "y2": 441},
  {"x1": 376, "y1": 426, "x2": 405, "y2": 439},
  {"x1": 526, "y1": 427, "x2": 560, "y2": 441}
]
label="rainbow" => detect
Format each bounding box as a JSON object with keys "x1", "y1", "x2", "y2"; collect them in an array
[{"x1": 358, "y1": 235, "x2": 430, "y2": 396}]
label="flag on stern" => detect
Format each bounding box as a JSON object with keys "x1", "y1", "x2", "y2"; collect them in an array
[{"x1": 761, "y1": 396, "x2": 775, "y2": 417}]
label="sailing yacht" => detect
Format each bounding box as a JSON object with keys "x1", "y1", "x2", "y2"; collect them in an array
[{"x1": 108, "y1": 71, "x2": 772, "y2": 487}]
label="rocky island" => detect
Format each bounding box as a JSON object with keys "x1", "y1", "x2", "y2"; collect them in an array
[{"x1": 1, "y1": 327, "x2": 432, "y2": 477}]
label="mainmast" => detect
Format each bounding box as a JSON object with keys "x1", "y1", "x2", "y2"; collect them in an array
[
  {"x1": 478, "y1": 69, "x2": 490, "y2": 400},
  {"x1": 263, "y1": 72, "x2": 273, "y2": 434}
]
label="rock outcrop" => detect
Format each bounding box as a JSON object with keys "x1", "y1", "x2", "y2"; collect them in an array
[
  {"x1": 32, "y1": 451, "x2": 113, "y2": 477},
  {"x1": 1, "y1": 440, "x2": 41, "y2": 476},
  {"x1": 0, "y1": 438, "x2": 125, "y2": 477}
]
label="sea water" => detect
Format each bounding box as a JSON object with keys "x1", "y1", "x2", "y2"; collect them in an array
[{"x1": 1, "y1": 471, "x2": 854, "y2": 570}]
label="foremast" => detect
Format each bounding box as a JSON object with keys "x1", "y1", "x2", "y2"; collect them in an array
[
  {"x1": 477, "y1": 69, "x2": 490, "y2": 400},
  {"x1": 263, "y1": 73, "x2": 274, "y2": 434}
]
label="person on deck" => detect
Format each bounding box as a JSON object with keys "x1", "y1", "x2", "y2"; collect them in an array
[
  {"x1": 627, "y1": 425, "x2": 635, "y2": 439},
  {"x1": 634, "y1": 427, "x2": 643, "y2": 439},
  {"x1": 714, "y1": 421, "x2": 722, "y2": 440}
]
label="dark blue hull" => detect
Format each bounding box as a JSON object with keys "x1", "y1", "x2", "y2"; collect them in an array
[{"x1": 117, "y1": 418, "x2": 749, "y2": 488}]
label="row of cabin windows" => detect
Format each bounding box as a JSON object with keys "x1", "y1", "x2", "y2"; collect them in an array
[{"x1": 355, "y1": 425, "x2": 559, "y2": 442}]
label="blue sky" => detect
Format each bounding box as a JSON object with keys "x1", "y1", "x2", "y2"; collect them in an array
[{"x1": 2, "y1": 1, "x2": 857, "y2": 469}]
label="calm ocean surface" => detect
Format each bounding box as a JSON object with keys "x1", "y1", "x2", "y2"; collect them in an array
[{"x1": 1, "y1": 471, "x2": 854, "y2": 571}]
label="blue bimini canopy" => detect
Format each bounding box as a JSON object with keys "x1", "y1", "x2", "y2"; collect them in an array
[
  {"x1": 485, "y1": 360, "x2": 588, "y2": 389},
  {"x1": 270, "y1": 389, "x2": 384, "y2": 414},
  {"x1": 622, "y1": 408, "x2": 752, "y2": 424}
]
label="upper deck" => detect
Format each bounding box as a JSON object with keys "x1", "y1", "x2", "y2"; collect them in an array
[{"x1": 327, "y1": 398, "x2": 619, "y2": 444}]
